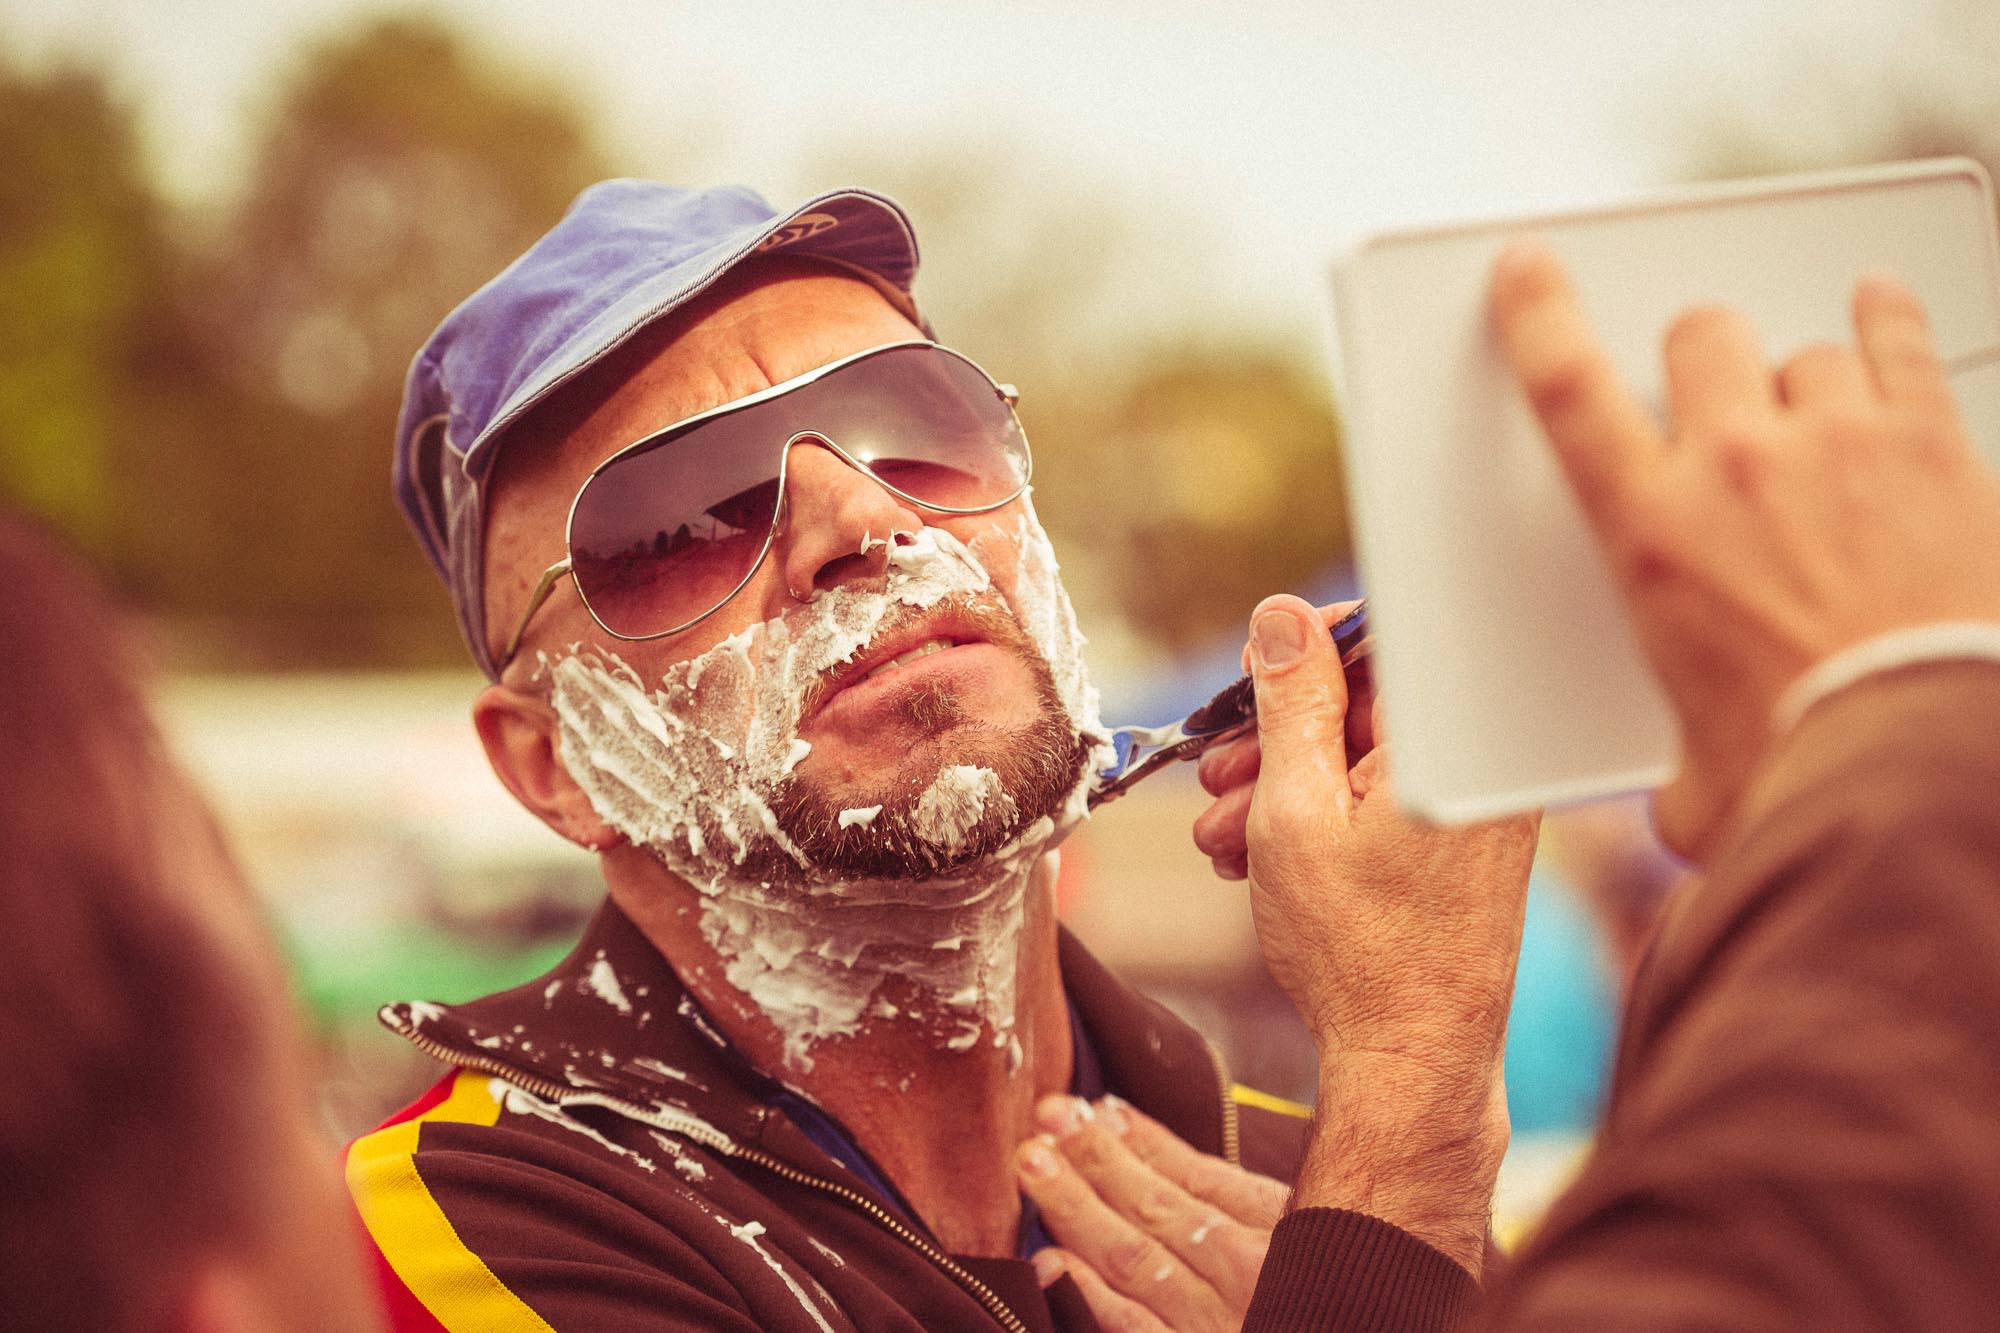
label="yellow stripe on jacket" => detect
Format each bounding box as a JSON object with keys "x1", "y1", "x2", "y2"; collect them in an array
[
  {"x1": 346, "y1": 1070, "x2": 557, "y2": 1333},
  {"x1": 1232, "y1": 1083, "x2": 1312, "y2": 1120}
]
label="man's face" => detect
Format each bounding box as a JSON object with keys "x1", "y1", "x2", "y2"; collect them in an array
[{"x1": 486, "y1": 261, "x2": 1094, "y2": 884}]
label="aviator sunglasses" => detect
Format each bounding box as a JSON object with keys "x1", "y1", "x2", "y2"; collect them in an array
[{"x1": 497, "y1": 340, "x2": 1032, "y2": 671}]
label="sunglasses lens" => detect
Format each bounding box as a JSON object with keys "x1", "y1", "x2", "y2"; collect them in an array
[
  {"x1": 569, "y1": 408, "x2": 785, "y2": 639},
  {"x1": 805, "y1": 344, "x2": 1029, "y2": 510},
  {"x1": 567, "y1": 344, "x2": 1028, "y2": 639}
]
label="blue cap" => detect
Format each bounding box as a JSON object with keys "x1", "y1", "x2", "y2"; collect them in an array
[{"x1": 392, "y1": 180, "x2": 930, "y2": 679}]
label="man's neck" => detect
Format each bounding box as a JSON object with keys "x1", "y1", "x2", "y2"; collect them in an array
[{"x1": 607, "y1": 846, "x2": 1073, "y2": 1256}]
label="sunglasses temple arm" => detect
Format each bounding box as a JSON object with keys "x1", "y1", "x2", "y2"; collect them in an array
[{"x1": 498, "y1": 557, "x2": 574, "y2": 673}]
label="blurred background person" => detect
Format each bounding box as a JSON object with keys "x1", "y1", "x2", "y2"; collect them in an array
[{"x1": 0, "y1": 511, "x2": 383, "y2": 1331}]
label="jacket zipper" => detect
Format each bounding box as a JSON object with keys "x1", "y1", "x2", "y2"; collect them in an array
[
  {"x1": 393, "y1": 1026, "x2": 1030, "y2": 1333},
  {"x1": 1203, "y1": 1040, "x2": 1242, "y2": 1166},
  {"x1": 725, "y1": 1144, "x2": 1031, "y2": 1333}
]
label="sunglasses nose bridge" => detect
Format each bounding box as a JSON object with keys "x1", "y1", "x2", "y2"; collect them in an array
[
  {"x1": 780, "y1": 428, "x2": 881, "y2": 488},
  {"x1": 773, "y1": 432, "x2": 929, "y2": 596},
  {"x1": 778, "y1": 429, "x2": 924, "y2": 517}
]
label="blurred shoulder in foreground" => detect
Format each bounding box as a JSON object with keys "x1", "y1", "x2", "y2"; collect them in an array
[{"x1": 0, "y1": 512, "x2": 383, "y2": 1332}]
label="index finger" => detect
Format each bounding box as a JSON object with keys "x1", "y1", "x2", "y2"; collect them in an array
[
  {"x1": 1106, "y1": 1098, "x2": 1288, "y2": 1229},
  {"x1": 1489, "y1": 241, "x2": 1665, "y2": 529}
]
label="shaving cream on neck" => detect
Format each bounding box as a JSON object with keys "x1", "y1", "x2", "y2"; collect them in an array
[{"x1": 546, "y1": 503, "x2": 1111, "y2": 1069}]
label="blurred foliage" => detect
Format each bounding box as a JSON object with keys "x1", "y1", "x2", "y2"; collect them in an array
[
  {"x1": 0, "y1": 15, "x2": 1350, "y2": 671},
  {"x1": 0, "y1": 63, "x2": 174, "y2": 562},
  {"x1": 805, "y1": 141, "x2": 1142, "y2": 386},
  {"x1": 1028, "y1": 351, "x2": 1346, "y2": 655},
  {"x1": 166, "y1": 17, "x2": 614, "y2": 668},
  {"x1": 0, "y1": 18, "x2": 613, "y2": 668},
  {"x1": 200, "y1": 16, "x2": 609, "y2": 420}
]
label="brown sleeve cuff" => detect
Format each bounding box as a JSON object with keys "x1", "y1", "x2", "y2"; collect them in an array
[{"x1": 1243, "y1": 1208, "x2": 1480, "y2": 1332}]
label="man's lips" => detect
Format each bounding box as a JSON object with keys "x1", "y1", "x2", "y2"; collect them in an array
[
  {"x1": 856, "y1": 636, "x2": 957, "y2": 682},
  {"x1": 805, "y1": 613, "x2": 997, "y2": 722}
]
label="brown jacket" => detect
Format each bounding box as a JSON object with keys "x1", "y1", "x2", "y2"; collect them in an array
[
  {"x1": 348, "y1": 901, "x2": 1309, "y2": 1332},
  {"x1": 1247, "y1": 661, "x2": 2000, "y2": 1331}
]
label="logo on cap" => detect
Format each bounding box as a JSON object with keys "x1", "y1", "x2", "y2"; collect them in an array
[{"x1": 757, "y1": 213, "x2": 840, "y2": 252}]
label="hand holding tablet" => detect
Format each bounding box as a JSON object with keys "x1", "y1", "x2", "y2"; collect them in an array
[
  {"x1": 1330, "y1": 158, "x2": 2000, "y2": 828},
  {"x1": 1488, "y1": 244, "x2": 2000, "y2": 858}
]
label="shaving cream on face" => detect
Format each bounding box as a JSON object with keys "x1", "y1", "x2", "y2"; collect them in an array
[
  {"x1": 909, "y1": 765, "x2": 1014, "y2": 860},
  {"x1": 549, "y1": 510, "x2": 1113, "y2": 1069}
]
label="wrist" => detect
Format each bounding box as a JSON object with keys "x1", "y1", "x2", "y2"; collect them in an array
[{"x1": 1292, "y1": 1053, "x2": 1509, "y2": 1277}]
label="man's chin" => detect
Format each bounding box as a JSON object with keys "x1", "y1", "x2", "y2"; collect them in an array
[{"x1": 792, "y1": 811, "x2": 1031, "y2": 884}]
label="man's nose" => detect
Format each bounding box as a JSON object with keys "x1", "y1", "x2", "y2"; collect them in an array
[{"x1": 775, "y1": 439, "x2": 927, "y2": 598}]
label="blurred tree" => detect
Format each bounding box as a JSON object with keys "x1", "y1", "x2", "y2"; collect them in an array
[
  {"x1": 0, "y1": 59, "x2": 175, "y2": 564},
  {"x1": 805, "y1": 141, "x2": 1142, "y2": 387},
  {"x1": 1028, "y1": 347, "x2": 1347, "y2": 657},
  {"x1": 152, "y1": 16, "x2": 617, "y2": 667}
]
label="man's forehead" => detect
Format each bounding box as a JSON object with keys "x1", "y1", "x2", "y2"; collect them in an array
[{"x1": 547, "y1": 262, "x2": 923, "y2": 480}]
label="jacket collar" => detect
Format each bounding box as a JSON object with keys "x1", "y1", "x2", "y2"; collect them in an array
[{"x1": 380, "y1": 897, "x2": 1236, "y2": 1163}]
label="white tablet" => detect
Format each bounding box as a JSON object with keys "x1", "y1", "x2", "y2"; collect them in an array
[{"x1": 1329, "y1": 158, "x2": 2000, "y2": 823}]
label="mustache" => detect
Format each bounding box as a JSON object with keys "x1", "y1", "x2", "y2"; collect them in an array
[{"x1": 794, "y1": 592, "x2": 1041, "y2": 721}]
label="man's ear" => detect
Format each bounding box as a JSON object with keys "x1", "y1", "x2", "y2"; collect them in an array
[{"x1": 473, "y1": 684, "x2": 622, "y2": 851}]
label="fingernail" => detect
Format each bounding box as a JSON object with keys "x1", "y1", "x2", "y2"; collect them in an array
[
  {"x1": 1493, "y1": 239, "x2": 1534, "y2": 277},
  {"x1": 1037, "y1": 1095, "x2": 1090, "y2": 1137},
  {"x1": 1019, "y1": 1138, "x2": 1060, "y2": 1180},
  {"x1": 1858, "y1": 270, "x2": 1920, "y2": 311},
  {"x1": 1030, "y1": 1249, "x2": 1064, "y2": 1288},
  {"x1": 1097, "y1": 1096, "x2": 1131, "y2": 1135},
  {"x1": 1493, "y1": 239, "x2": 1553, "y2": 283},
  {"x1": 1253, "y1": 607, "x2": 1307, "y2": 669}
]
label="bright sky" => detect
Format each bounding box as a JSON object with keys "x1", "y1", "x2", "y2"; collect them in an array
[{"x1": 7, "y1": 0, "x2": 1934, "y2": 330}]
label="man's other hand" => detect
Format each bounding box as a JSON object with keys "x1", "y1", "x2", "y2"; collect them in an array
[
  {"x1": 1015, "y1": 1094, "x2": 1284, "y2": 1333},
  {"x1": 1490, "y1": 244, "x2": 2000, "y2": 861},
  {"x1": 1197, "y1": 593, "x2": 1539, "y2": 1275}
]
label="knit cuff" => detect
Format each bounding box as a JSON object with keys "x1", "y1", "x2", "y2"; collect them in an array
[{"x1": 1243, "y1": 1208, "x2": 1480, "y2": 1332}]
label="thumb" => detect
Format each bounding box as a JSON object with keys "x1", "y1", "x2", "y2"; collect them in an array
[{"x1": 1248, "y1": 595, "x2": 1354, "y2": 817}]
